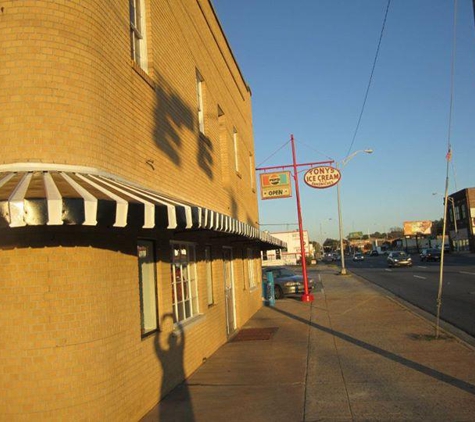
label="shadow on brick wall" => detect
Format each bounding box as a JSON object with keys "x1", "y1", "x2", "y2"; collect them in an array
[
  {"x1": 151, "y1": 313, "x2": 195, "y2": 421},
  {"x1": 153, "y1": 75, "x2": 214, "y2": 181}
]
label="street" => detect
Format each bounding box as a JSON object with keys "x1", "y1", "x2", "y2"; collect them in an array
[{"x1": 343, "y1": 253, "x2": 475, "y2": 338}]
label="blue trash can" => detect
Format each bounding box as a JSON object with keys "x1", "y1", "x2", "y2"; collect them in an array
[{"x1": 262, "y1": 269, "x2": 275, "y2": 307}]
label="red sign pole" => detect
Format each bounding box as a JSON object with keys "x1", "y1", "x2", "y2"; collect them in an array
[
  {"x1": 290, "y1": 135, "x2": 313, "y2": 302},
  {"x1": 256, "y1": 135, "x2": 334, "y2": 303}
]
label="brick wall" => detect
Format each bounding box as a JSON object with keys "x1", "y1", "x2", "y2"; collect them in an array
[{"x1": 0, "y1": 227, "x2": 262, "y2": 420}]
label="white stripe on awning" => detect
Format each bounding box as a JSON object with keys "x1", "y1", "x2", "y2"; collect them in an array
[
  {"x1": 60, "y1": 172, "x2": 98, "y2": 226},
  {"x1": 9, "y1": 173, "x2": 32, "y2": 227},
  {"x1": 88, "y1": 174, "x2": 155, "y2": 229},
  {"x1": 76, "y1": 173, "x2": 129, "y2": 227},
  {"x1": 44, "y1": 172, "x2": 63, "y2": 225}
]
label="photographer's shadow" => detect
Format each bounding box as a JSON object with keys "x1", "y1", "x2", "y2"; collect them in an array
[{"x1": 150, "y1": 314, "x2": 195, "y2": 422}]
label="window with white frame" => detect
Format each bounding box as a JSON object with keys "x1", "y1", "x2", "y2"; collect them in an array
[
  {"x1": 137, "y1": 240, "x2": 158, "y2": 336},
  {"x1": 247, "y1": 248, "x2": 257, "y2": 288},
  {"x1": 233, "y1": 128, "x2": 239, "y2": 172},
  {"x1": 171, "y1": 242, "x2": 199, "y2": 323},
  {"x1": 205, "y1": 246, "x2": 214, "y2": 306},
  {"x1": 196, "y1": 70, "x2": 205, "y2": 133},
  {"x1": 130, "y1": 0, "x2": 148, "y2": 70}
]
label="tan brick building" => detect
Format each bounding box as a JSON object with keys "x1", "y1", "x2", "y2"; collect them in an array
[{"x1": 0, "y1": 1, "x2": 283, "y2": 419}]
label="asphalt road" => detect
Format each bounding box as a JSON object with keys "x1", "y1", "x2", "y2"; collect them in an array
[{"x1": 342, "y1": 253, "x2": 475, "y2": 338}]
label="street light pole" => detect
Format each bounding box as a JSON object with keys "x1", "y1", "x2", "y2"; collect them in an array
[
  {"x1": 336, "y1": 149, "x2": 373, "y2": 275},
  {"x1": 336, "y1": 161, "x2": 347, "y2": 274}
]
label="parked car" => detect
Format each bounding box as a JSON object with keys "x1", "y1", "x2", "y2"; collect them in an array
[
  {"x1": 387, "y1": 251, "x2": 412, "y2": 268},
  {"x1": 370, "y1": 250, "x2": 379, "y2": 256},
  {"x1": 420, "y1": 248, "x2": 441, "y2": 262},
  {"x1": 353, "y1": 252, "x2": 365, "y2": 261},
  {"x1": 262, "y1": 266, "x2": 315, "y2": 299}
]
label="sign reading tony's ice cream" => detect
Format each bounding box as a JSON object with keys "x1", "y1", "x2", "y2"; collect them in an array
[
  {"x1": 260, "y1": 171, "x2": 292, "y2": 200},
  {"x1": 304, "y1": 166, "x2": 341, "y2": 189}
]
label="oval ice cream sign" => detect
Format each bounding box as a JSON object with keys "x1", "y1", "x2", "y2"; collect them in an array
[{"x1": 304, "y1": 166, "x2": 341, "y2": 189}]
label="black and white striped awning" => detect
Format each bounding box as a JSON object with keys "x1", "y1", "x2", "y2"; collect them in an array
[{"x1": 0, "y1": 167, "x2": 285, "y2": 248}]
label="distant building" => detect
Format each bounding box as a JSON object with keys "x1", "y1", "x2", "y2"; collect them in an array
[
  {"x1": 262, "y1": 230, "x2": 312, "y2": 265},
  {"x1": 447, "y1": 187, "x2": 475, "y2": 252}
]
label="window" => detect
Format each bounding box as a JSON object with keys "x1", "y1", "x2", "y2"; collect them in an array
[
  {"x1": 233, "y1": 128, "x2": 239, "y2": 172},
  {"x1": 196, "y1": 70, "x2": 205, "y2": 133},
  {"x1": 247, "y1": 248, "x2": 257, "y2": 289},
  {"x1": 276, "y1": 249, "x2": 281, "y2": 260},
  {"x1": 171, "y1": 242, "x2": 199, "y2": 323},
  {"x1": 137, "y1": 240, "x2": 158, "y2": 336},
  {"x1": 205, "y1": 246, "x2": 214, "y2": 306},
  {"x1": 130, "y1": 0, "x2": 148, "y2": 70},
  {"x1": 455, "y1": 206, "x2": 460, "y2": 221},
  {"x1": 461, "y1": 204, "x2": 467, "y2": 219}
]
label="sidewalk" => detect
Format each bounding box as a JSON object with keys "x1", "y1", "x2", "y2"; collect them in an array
[{"x1": 142, "y1": 268, "x2": 475, "y2": 421}]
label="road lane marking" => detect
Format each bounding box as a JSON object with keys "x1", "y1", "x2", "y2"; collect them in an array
[
  {"x1": 460, "y1": 271, "x2": 475, "y2": 276},
  {"x1": 385, "y1": 269, "x2": 392, "y2": 272},
  {"x1": 417, "y1": 266, "x2": 428, "y2": 269},
  {"x1": 414, "y1": 275, "x2": 426, "y2": 280}
]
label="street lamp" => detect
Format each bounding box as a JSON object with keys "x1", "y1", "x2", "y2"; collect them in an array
[{"x1": 337, "y1": 149, "x2": 373, "y2": 275}]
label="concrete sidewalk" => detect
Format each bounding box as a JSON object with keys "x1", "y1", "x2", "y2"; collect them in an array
[{"x1": 142, "y1": 268, "x2": 475, "y2": 421}]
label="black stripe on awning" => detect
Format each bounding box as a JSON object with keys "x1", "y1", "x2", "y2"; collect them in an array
[{"x1": 0, "y1": 170, "x2": 286, "y2": 249}]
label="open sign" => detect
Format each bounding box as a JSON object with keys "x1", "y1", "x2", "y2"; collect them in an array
[{"x1": 304, "y1": 166, "x2": 341, "y2": 189}]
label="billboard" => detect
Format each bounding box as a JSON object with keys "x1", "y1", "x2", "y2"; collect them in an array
[
  {"x1": 260, "y1": 171, "x2": 292, "y2": 200},
  {"x1": 403, "y1": 221, "x2": 432, "y2": 236}
]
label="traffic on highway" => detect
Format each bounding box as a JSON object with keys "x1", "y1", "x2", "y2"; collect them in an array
[{"x1": 343, "y1": 252, "x2": 475, "y2": 338}]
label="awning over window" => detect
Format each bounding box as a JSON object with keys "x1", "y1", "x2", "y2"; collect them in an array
[{"x1": 0, "y1": 168, "x2": 285, "y2": 249}]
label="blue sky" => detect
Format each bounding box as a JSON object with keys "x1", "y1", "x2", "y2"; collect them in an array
[{"x1": 212, "y1": 0, "x2": 475, "y2": 243}]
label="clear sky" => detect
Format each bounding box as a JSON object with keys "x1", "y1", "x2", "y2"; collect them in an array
[{"x1": 212, "y1": 0, "x2": 475, "y2": 243}]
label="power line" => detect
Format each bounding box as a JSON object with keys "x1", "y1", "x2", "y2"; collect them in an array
[
  {"x1": 345, "y1": 0, "x2": 392, "y2": 158},
  {"x1": 295, "y1": 139, "x2": 333, "y2": 161},
  {"x1": 256, "y1": 139, "x2": 291, "y2": 168}
]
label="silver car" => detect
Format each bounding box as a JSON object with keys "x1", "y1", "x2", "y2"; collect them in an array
[{"x1": 262, "y1": 266, "x2": 315, "y2": 299}]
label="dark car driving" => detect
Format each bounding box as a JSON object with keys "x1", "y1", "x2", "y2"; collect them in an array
[
  {"x1": 387, "y1": 251, "x2": 412, "y2": 268},
  {"x1": 420, "y1": 248, "x2": 441, "y2": 262},
  {"x1": 262, "y1": 266, "x2": 315, "y2": 299}
]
